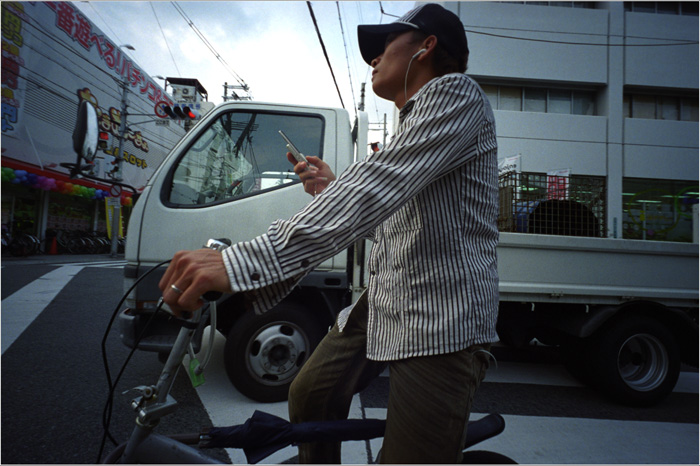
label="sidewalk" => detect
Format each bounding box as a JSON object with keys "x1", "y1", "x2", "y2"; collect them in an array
[{"x1": 1, "y1": 253, "x2": 125, "y2": 265}]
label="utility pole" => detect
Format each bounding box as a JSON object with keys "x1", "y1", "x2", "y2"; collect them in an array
[
  {"x1": 110, "y1": 77, "x2": 127, "y2": 257},
  {"x1": 359, "y1": 83, "x2": 365, "y2": 112},
  {"x1": 222, "y1": 82, "x2": 252, "y2": 102},
  {"x1": 383, "y1": 113, "x2": 387, "y2": 148}
]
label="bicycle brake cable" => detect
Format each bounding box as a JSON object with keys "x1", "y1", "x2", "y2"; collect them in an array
[{"x1": 97, "y1": 259, "x2": 171, "y2": 463}]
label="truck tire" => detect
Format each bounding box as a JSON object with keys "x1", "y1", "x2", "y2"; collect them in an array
[
  {"x1": 590, "y1": 315, "x2": 680, "y2": 406},
  {"x1": 223, "y1": 303, "x2": 326, "y2": 402}
]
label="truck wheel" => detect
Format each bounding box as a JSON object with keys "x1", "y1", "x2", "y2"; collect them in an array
[
  {"x1": 223, "y1": 303, "x2": 325, "y2": 402},
  {"x1": 591, "y1": 315, "x2": 680, "y2": 406}
]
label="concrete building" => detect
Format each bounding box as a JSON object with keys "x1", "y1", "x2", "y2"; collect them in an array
[
  {"x1": 447, "y1": 1, "x2": 698, "y2": 242},
  {"x1": 1, "y1": 3, "x2": 191, "y2": 250}
]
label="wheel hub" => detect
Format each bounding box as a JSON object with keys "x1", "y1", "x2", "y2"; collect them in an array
[
  {"x1": 260, "y1": 337, "x2": 297, "y2": 373},
  {"x1": 618, "y1": 333, "x2": 668, "y2": 392},
  {"x1": 247, "y1": 323, "x2": 307, "y2": 386}
]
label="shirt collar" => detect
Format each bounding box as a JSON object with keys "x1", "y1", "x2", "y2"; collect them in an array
[{"x1": 398, "y1": 99, "x2": 416, "y2": 123}]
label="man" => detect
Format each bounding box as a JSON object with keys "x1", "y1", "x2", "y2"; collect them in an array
[{"x1": 160, "y1": 3, "x2": 499, "y2": 463}]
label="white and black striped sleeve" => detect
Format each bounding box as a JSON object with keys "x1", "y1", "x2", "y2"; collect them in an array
[{"x1": 222, "y1": 74, "x2": 491, "y2": 314}]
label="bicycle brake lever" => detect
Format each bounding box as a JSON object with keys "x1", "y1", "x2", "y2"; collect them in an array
[{"x1": 157, "y1": 298, "x2": 200, "y2": 329}]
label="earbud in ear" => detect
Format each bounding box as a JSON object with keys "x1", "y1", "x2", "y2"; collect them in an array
[{"x1": 412, "y1": 48, "x2": 427, "y2": 59}]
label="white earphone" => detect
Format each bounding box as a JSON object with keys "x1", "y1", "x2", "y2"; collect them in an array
[
  {"x1": 405, "y1": 49, "x2": 428, "y2": 103},
  {"x1": 412, "y1": 48, "x2": 427, "y2": 59}
]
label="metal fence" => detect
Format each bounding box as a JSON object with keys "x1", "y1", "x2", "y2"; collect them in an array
[{"x1": 498, "y1": 172, "x2": 606, "y2": 237}]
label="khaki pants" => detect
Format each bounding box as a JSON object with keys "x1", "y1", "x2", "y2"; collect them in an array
[{"x1": 288, "y1": 295, "x2": 491, "y2": 464}]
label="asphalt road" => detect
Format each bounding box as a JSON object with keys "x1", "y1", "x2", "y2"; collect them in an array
[
  {"x1": 1, "y1": 254, "x2": 698, "y2": 464},
  {"x1": 1, "y1": 256, "x2": 228, "y2": 464}
]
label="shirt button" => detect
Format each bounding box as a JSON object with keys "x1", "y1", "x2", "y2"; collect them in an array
[
  {"x1": 301, "y1": 259, "x2": 310, "y2": 268},
  {"x1": 370, "y1": 270, "x2": 376, "y2": 276},
  {"x1": 250, "y1": 272, "x2": 261, "y2": 281}
]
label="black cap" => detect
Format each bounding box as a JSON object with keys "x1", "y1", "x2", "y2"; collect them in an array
[{"x1": 357, "y1": 3, "x2": 468, "y2": 65}]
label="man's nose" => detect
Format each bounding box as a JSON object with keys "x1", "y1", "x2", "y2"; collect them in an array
[{"x1": 370, "y1": 55, "x2": 381, "y2": 67}]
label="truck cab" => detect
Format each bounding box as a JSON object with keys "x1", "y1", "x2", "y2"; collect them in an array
[{"x1": 120, "y1": 102, "x2": 365, "y2": 402}]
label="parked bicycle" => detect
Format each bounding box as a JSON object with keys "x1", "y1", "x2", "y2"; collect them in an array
[
  {"x1": 7, "y1": 231, "x2": 41, "y2": 257},
  {"x1": 52, "y1": 229, "x2": 124, "y2": 255},
  {"x1": 99, "y1": 240, "x2": 516, "y2": 464}
]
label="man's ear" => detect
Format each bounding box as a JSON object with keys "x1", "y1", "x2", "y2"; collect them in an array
[{"x1": 416, "y1": 35, "x2": 438, "y2": 62}]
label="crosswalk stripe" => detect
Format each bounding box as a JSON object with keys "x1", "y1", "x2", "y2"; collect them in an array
[
  {"x1": 1, "y1": 261, "x2": 125, "y2": 354},
  {"x1": 1, "y1": 265, "x2": 84, "y2": 354},
  {"x1": 49, "y1": 260, "x2": 127, "y2": 267}
]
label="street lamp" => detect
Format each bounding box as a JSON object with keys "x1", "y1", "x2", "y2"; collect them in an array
[{"x1": 154, "y1": 75, "x2": 168, "y2": 92}]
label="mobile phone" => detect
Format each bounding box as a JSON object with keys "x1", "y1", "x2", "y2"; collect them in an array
[{"x1": 279, "y1": 130, "x2": 309, "y2": 165}]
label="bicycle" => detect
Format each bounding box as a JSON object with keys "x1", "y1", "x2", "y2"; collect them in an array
[
  {"x1": 99, "y1": 239, "x2": 516, "y2": 464},
  {"x1": 8, "y1": 231, "x2": 41, "y2": 256}
]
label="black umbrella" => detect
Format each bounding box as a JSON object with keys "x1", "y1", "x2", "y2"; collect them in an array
[{"x1": 200, "y1": 410, "x2": 386, "y2": 464}]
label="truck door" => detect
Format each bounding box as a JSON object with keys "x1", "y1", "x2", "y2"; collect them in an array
[{"x1": 131, "y1": 105, "x2": 339, "y2": 268}]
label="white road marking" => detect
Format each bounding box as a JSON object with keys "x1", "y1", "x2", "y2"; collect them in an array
[
  {"x1": 185, "y1": 328, "x2": 372, "y2": 464},
  {"x1": 1, "y1": 265, "x2": 84, "y2": 354},
  {"x1": 190, "y1": 328, "x2": 699, "y2": 464},
  {"x1": 471, "y1": 412, "x2": 699, "y2": 464}
]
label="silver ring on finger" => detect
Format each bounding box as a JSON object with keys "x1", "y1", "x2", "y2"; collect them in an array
[{"x1": 170, "y1": 284, "x2": 184, "y2": 294}]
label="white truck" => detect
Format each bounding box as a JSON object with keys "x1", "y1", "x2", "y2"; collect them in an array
[{"x1": 116, "y1": 100, "x2": 698, "y2": 407}]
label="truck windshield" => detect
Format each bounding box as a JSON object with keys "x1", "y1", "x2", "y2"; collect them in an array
[{"x1": 167, "y1": 111, "x2": 324, "y2": 206}]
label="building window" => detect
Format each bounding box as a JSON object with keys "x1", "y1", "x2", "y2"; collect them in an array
[
  {"x1": 500, "y1": 2, "x2": 595, "y2": 8},
  {"x1": 500, "y1": 86, "x2": 523, "y2": 111},
  {"x1": 658, "y1": 96, "x2": 679, "y2": 120},
  {"x1": 548, "y1": 90, "x2": 572, "y2": 114},
  {"x1": 624, "y1": 93, "x2": 699, "y2": 121},
  {"x1": 623, "y1": 178, "x2": 699, "y2": 242},
  {"x1": 625, "y1": 2, "x2": 699, "y2": 16},
  {"x1": 573, "y1": 92, "x2": 595, "y2": 115},
  {"x1": 680, "y1": 98, "x2": 699, "y2": 121},
  {"x1": 524, "y1": 88, "x2": 547, "y2": 113},
  {"x1": 482, "y1": 84, "x2": 597, "y2": 116}
]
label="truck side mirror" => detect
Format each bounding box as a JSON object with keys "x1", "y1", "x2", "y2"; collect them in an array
[
  {"x1": 63, "y1": 101, "x2": 99, "y2": 177},
  {"x1": 72, "y1": 100, "x2": 99, "y2": 163}
]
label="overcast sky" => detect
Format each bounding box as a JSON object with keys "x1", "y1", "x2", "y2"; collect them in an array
[{"x1": 78, "y1": 1, "x2": 418, "y2": 144}]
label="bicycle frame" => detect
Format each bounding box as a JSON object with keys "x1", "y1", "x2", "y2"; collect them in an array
[{"x1": 114, "y1": 304, "x2": 218, "y2": 463}]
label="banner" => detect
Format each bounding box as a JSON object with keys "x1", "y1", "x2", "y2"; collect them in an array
[{"x1": 498, "y1": 155, "x2": 521, "y2": 177}]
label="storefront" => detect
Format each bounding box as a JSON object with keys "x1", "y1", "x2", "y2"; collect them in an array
[
  {"x1": 1, "y1": 2, "x2": 184, "y2": 253},
  {"x1": 1, "y1": 159, "x2": 133, "y2": 251}
]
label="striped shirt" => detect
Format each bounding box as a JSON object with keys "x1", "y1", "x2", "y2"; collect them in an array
[{"x1": 222, "y1": 73, "x2": 499, "y2": 361}]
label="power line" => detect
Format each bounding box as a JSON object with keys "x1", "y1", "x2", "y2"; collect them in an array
[
  {"x1": 170, "y1": 2, "x2": 251, "y2": 96},
  {"x1": 307, "y1": 1, "x2": 345, "y2": 110},
  {"x1": 19, "y1": 18, "x2": 122, "y2": 100},
  {"x1": 150, "y1": 2, "x2": 181, "y2": 76},
  {"x1": 85, "y1": 2, "x2": 126, "y2": 47},
  {"x1": 336, "y1": 2, "x2": 357, "y2": 114},
  {"x1": 465, "y1": 28, "x2": 699, "y2": 47},
  {"x1": 378, "y1": 1, "x2": 399, "y2": 19},
  {"x1": 18, "y1": 22, "x2": 179, "y2": 144}
]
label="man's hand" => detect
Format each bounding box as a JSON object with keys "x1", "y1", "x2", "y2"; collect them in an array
[
  {"x1": 159, "y1": 248, "x2": 233, "y2": 316},
  {"x1": 287, "y1": 153, "x2": 336, "y2": 196}
]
